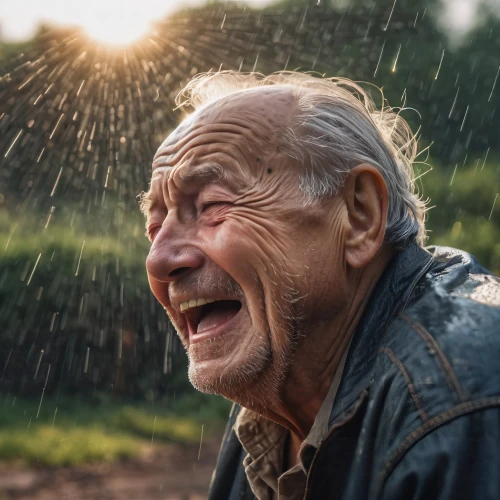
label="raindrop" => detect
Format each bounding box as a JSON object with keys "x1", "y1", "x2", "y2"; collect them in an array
[
  {"x1": 383, "y1": 0, "x2": 398, "y2": 32},
  {"x1": 198, "y1": 424, "x2": 204, "y2": 460},
  {"x1": 27, "y1": 253, "x2": 42, "y2": 286},
  {"x1": 392, "y1": 44, "x2": 402, "y2": 73},
  {"x1": 151, "y1": 415, "x2": 157, "y2": 446},
  {"x1": 75, "y1": 240, "x2": 85, "y2": 277},
  {"x1": 374, "y1": 39, "x2": 386, "y2": 77},
  {"x1": 435, "y1": 49, "x2": 445, "y2": 80},
  {"x1": 489, "y1": 193, "x2": 498, "y2": 221},
  {"x1": 488, "y1": 65, "x2": 500, "y2": 102},
  {"x1": 36, "y1": 364, "x2": 51, "y2": 418}
]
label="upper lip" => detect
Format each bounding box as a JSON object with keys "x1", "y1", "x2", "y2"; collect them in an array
[
  {"x1": 170, "y1": 295, "x2": 243, "y2": 335},
  {"x1": 170, "y1": 295, "x2": 242, "y2": 314}
]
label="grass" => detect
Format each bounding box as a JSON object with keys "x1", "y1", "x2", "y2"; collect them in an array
[
  {"x1": 0, "y1": 427, "x2": 140, "y2": 467},
  {"x1": 0, "y1": 394, "x2": 228, "y2": 467}
]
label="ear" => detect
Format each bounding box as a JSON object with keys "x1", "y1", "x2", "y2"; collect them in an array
[{"x1": 341, "y1": 164, "x2": 389, "y2": 269}]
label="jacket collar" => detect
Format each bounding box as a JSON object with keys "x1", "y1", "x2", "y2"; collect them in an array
[{"x1": 328, "y1": 243, "x2": 435, "y2": 425}]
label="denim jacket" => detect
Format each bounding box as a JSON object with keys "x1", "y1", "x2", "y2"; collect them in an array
[{"x1": 208, "y1": 244, "x2": 500, "y2": 500}]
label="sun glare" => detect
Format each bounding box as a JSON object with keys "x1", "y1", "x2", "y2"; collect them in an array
[
  {"x1": 84, "y1": 17, "x2": 152, "y2": 45},
  {"x1": 1, "y1": 1, "x2": 277, "y2": 45},
  {"x1": 40, "y1": 1, "x2": 179, "y2": 46}
]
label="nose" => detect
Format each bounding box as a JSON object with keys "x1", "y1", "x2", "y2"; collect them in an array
[{"x1": 146, "y1": 220, "x2": 204, "y2": 283}]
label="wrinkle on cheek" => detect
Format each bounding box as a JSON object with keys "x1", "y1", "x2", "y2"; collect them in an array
[
  {"x1": 327, "y1": 206, "x2": 347, "y2": 253},
  {"x1": 230, "y1": 210, "x2": 290, "y2": 257},
  {"x1": 210, "y1": 213, "x2": 298, "y2": 310}
]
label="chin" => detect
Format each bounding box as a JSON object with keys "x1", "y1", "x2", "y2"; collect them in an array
[{"x1": 187, "y1": 336, "x2": 278, "y2": 407}]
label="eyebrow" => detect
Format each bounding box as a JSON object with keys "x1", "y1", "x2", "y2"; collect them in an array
[
  {"x1": 179, "y1": 163, "x2": 227, "y2": 182},
  {"x1": 138, "y1": 162, "x2": 227, "y2": 220}
]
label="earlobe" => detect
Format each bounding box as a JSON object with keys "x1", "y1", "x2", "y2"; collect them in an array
[{"x1": 343, "y1": 164, "x2": 388, "y2": 269}]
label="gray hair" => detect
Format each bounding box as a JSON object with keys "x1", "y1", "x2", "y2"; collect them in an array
[{"x1": 175, "y1": 71, "x2": 427, "y2": 248}]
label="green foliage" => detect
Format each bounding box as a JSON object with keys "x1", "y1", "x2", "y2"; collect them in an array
[
  {"x1": 0, "y1": 41, "x2": 35, "y2": 70},
  {"x1": 0, "y1": 394, "x2": 229, "y2": 466},
  {"x1": 0, "y1": 204, "x2": 178, "y2": 400},
  {"x1": 422, "y1": 156, "x2": 500, "y2": 274},
  {"x1": 0, "y1": 211, "x2": 145, "y2": 279}
]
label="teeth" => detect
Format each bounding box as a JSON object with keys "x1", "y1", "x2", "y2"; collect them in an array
[{"x1": 179, "y1": 298, "x2": 217, "y2": 312}]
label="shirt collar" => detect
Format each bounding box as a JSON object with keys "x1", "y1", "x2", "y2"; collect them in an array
[{"x1": 234, "y1": 345, "x2": 351, "y2": 499}]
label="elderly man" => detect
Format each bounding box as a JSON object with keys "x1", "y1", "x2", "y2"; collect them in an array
[{"x1": 142, "y1": 72, "x2": 500, "y2": 500}]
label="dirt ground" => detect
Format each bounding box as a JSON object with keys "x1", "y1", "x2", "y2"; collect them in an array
[{"x1": 0, "y1": 439, "x2": 222, "y2": 500}]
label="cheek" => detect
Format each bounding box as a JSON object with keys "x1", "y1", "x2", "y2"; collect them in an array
[
  {"x1": 201, "y1": 217, "x2": 275, "y2": 280},
  {"x1": 200, "y1": 220, "x2": 283, "y2": 332},
  {"x1": 201, "y1": 220, "x2": 303, "y2": 345}
]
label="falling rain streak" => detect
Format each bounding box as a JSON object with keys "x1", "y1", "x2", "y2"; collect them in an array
[
  {"x1": 490, "y1": 193, "x2": 498, "y2": 220},
  {"x1": 27, "y1": 253, "x2": 42, "y2": 286},
  {"x1": 36, "y1": 364, "x2": 51, "y2": 418},
  {"x1": 449, "y1": 87, "x2": 459, "y2": 119},
  {"x1": 374, "y1": 39, "x2": 386, "y2": 77},
  {"x1": 488, "y1": 65, "x2": 500, "y2": 102},
  {"x1": 435, "y1": 50, "x2": 445, "y2": 80},
  {"x1": 75, "y1": 240, "x2": 85, "y2": 276},
  {"x1": 383, "y1": 0, "x2": 398, "y2": 32},
  {"x1": 460, "y1": 105, "x2": 469, "y2": 132},
  {"x1": 392, "y1": 44, "x2": 402, "y2": 73},
  {"x1": 151, "y1": 415, "x2": 157, "y2": 446},
  {"x1": 198, "y1": 424, "x2": 204, "y2": 460},
  {"x1": 4, "y1": 130, "x2": 22, "y2": 158}
]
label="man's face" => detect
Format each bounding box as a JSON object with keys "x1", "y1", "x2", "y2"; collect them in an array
[{"x1": 144, "y1": 88, "x2": 348, "y2": 404}]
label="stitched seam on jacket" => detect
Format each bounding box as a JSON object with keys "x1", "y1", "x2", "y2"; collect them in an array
[
  {"x1": 380, "y1": 347, "x2": 429, "y2": 422},
  {"x1": 377, "y1": 396, "x2": 500, "y2": 499},
  {"x1": 401, "y1": 314, "x2": 467, "y2": 403}
]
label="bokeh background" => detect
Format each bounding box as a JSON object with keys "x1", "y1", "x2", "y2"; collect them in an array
[{"x1": 0, "y1": 0, "x2": 499, "y2": 498}]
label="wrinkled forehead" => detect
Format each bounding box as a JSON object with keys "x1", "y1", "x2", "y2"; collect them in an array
[{"x1": 153, "y1": 86, "x2": 295, "y2": 169}]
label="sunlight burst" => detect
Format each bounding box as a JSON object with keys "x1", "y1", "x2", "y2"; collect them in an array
[{"x1": 84, "y1": 16, "x2": 152, "y2": 45}]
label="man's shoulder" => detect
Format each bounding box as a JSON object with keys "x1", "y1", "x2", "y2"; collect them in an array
[
  {"x1": 381, "y1": 245, "x2": 500, "y2": 410},
  {"x1": 360, "y1": 248, "x2": 500, "y2": 498}
]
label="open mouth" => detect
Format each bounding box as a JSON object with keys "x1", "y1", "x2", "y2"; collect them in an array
[{"x1": 184, "y1": 299, "x2": 242, "y2": 336}]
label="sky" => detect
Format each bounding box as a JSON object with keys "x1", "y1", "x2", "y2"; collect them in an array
[
  {"x1": 0, "y1": 0, "x2": 499, "y2": 44},
  {"x1": 0, "y1": 0, "x2": 274, "y2": 44},
  {"x1": 439, "y1": 0, "x2": 500, "y2": 41}
]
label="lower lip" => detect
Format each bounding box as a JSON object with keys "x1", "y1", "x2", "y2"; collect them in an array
[{"x1": 188, "y1": 308, "x2": 243, "y2": 344}]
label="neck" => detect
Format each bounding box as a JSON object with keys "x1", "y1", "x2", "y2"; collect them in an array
[{"x1": 259, "y1": 247, "x2": 394, "y2": 440}]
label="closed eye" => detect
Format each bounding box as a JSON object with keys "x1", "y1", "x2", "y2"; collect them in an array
[
  {"x1": 199, "y1": 202, "x2": 232, "y2": 225},
  {"x1": 201, "y1": 201, "x2": 231, "y2": 213},
  {"x1": 202, "y1": 202, "x2": 223, "y2": 211}
]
